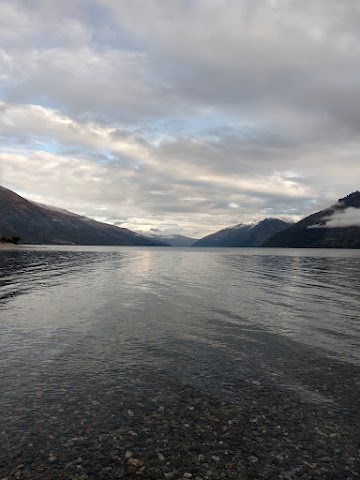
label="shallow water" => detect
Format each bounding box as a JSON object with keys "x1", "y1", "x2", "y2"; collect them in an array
[{"x1": 1, "y1": 246, "x2": 360, "y2": 410}]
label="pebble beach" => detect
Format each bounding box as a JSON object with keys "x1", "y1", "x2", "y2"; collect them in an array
[{"x1": 1, "y1": 353, "x2": 360, "y2": 480}]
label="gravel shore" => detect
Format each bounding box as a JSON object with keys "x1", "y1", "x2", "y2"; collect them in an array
[{"x1": 1, "y1": 352, "x2": 360, "y2": 480}]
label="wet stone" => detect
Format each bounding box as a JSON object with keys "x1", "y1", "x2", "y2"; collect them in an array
[{"x1": 1, "y1": 360, "x2": 360, "y2": 480}]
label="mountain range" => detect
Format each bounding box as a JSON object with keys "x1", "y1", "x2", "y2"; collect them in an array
[
  {"x1": 263, "y1": 191, "x2": 360, "y2": 248},
  {"x1": 193, "y1": 218, "x2": 292, "y2": 247},
  {"x1": 1, "y1": 185, "x2": 360, "y2": 248},
  {"x1": 0, "y1": 185, "x2": 165, "y2": 246},
  {"x1": 144, "y1": 231, "x2": 197, "y2": 247}
]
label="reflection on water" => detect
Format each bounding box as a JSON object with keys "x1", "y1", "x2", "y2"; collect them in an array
[{"x1": 1, "y1": 246, "x2": 360, "y2": 409}]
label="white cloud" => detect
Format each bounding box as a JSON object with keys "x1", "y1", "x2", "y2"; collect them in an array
[
  {"x1": 320, "y1": 208, "x2": 360, "y2": 228},
  {"x1": 1, "y1": 1, "x2": 360, "y2": 236}
]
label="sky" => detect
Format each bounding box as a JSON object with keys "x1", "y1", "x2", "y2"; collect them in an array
[{"x1": 1, "y1": 0, "x2": 360, "y2": 238}]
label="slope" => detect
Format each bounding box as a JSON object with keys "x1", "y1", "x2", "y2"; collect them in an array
[
  {"x1": 193, "y1": 218, "x2": 291, "y2": 247},
  {"x1": 264, "y1": 191, "x2": 360, "y2": 248},
  {"x1": 0, "y1": 185, "x2": 165, "y2": 246}
]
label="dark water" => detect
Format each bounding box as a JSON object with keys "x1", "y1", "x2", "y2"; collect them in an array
[{"x1": 1, "y1": 246, "x2": 360, "y2": 410}]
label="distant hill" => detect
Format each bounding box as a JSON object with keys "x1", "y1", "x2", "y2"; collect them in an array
[
  {"x1": 0, "y1": 185, "x2": 166, "y2": 246},
  {"x1": 144, "y1": 231, "x2": 197, "y2": 247},
  {"x1": 264, "y1": 191, "x2": 360, "y2": 248},
  {"x1": 193, "y1": 218, "x2": 292, "y2": 247}
]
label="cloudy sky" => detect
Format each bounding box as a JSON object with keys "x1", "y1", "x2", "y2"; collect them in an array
[{"x1": 1, "y1": 0, "x2": 360, "y2": 237}]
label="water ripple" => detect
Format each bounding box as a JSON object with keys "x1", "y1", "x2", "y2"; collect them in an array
[{"x1": 1, "y1": 246, "x2": 360, "y2": 407}]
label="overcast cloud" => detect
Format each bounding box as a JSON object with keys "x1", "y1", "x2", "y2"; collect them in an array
[{"x1": 1, "y1": 0, "x2": 360, "y2": 237}]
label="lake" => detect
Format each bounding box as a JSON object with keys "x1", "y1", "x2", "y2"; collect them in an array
[{"x1": 1, "y1": 246, "x2": 360, "y2": 479}]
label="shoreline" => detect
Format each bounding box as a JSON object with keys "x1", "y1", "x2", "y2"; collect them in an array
[{"x1": 0, "y1": 243, "x2": 19, "y2": 249}]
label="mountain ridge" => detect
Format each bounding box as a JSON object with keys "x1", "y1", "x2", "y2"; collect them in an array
[
  {"x1": 193, "y1": 218, "x2": 292, "y2": 247},
  {"x1": 2, "y1": 185, "x2": 360, "y2": 248},
  {"x1": 144, "y1": 232, "x2": 197, "y2": 247},
  {"x1": 264, "y1": 191, "x2": 360, "y2": 248},
  {"x1": 0, "y1": 185, "x2": 166, "y2": 246}
]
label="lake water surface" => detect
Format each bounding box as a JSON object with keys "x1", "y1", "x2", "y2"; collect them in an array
[
  {"x1": 1, "y1": 246, "x2": 360, "y2": 402},
  {"x1": 1, "y1": 246, "x2": 360, "y2": 478}
]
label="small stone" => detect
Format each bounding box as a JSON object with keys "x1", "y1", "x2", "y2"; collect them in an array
[
  {"x1": 158, "y1": 453, "x2": 165, "y2": 461},
  {"x1": 127, "y1": 458, "x2": 144, "y2": 468},
  {"x1": 48, "y1": 452, "x2": 57, "y2": 462},
  {"x1": 127, "y1": 409, "x2": 135, "y2": 418},
  {"x1": 211, "y1": 456, "x2": 220, "y2": 462},
  {"x1": 320, "y1": 457, "x2": 332, "y2": 463},
  {"x1": 183, "y1": 474, "x2": 192, "y2": 478},
  {"x1": 125, "y1": 451, "x2": 133, "y2": 459}
]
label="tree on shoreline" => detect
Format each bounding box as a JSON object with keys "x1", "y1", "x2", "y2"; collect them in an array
[{"x1": 0, "y1": 236, "x2": 21, "y2": 245}]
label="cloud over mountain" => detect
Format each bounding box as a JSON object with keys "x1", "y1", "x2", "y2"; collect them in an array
[{"x1": 318, "y1": 207, "x2": 360, "y2": 228}]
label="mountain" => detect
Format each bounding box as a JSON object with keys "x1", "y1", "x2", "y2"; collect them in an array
[
  {"x1": 0, "y1": 185, "x2": 166, "y2": 246},
  {"x1": 264, "y1": 191, "x2": 360, "y2": 248},
  {"x1": 144, "y1": 231, "x2": 197, "y2": 247},
  {"x1": 193, "y1": 218, "x2": 291, "y2": 247}
]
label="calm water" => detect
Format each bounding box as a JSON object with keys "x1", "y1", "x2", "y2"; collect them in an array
[{"x1": 1, "y1": 246, "x2": 360, "y2": 409}]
